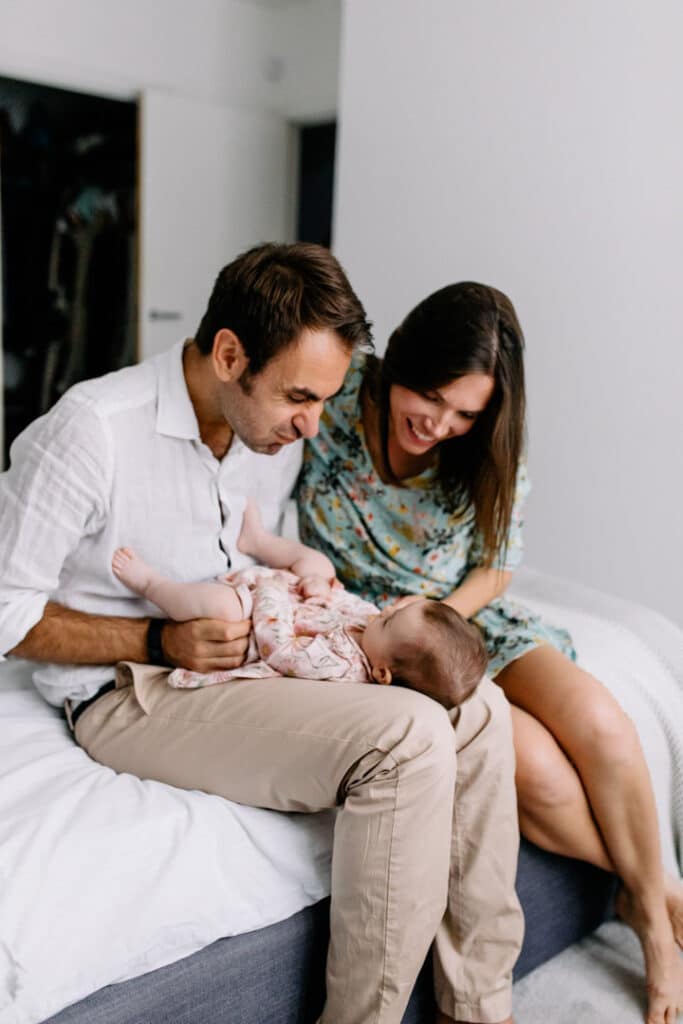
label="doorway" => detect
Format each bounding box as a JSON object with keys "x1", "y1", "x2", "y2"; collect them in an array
[
  {"x1": 0, "y1": 75, "x2": 137, "y2": 464},
  {"x1": 296, "y1": 121, "x2": 336, "y2": 248}
]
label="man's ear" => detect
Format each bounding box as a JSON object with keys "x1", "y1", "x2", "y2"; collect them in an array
[
  {"x1": 371, "y1": 664, "x2": 393, "y2": 686},
  {"x1": 212, "y1": 329, "x2": 249, "y2": 383}
]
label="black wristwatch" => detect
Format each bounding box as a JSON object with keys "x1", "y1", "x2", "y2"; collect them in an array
[{"x1": 147, "y1": 618, "x2": 170, "y2": 666}]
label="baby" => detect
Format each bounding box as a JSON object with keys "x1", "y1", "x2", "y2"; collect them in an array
[{"x1": 112, "y1": 502, "x2": 487, "y2": 709}]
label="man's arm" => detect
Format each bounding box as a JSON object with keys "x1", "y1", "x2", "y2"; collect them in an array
[
  {"x1": 10, "y1": 602, "x2": 250, "y2": 672},
  {"x1": 9, "y1": 602, "x2": 150, "y2": 664}
]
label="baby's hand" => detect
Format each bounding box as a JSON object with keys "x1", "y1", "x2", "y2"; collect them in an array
[{"x1": 297, "y1": 575, "x2": 335, "y2": 600}]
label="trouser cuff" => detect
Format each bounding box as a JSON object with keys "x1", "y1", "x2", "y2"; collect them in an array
[{"x1": 441, "y1": 983, "x2": 512, "y2": 1023}]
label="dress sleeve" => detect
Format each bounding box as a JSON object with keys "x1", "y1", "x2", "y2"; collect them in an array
[
  {"x1": 0, "y1": 395, "x2": 110, "y2": 657},
  {"x1": 466, "y1": 459, "x2": 531, "y2": 573},
  {"x1": 252, "y1": 577, "x2": 353, "y2": 680}
]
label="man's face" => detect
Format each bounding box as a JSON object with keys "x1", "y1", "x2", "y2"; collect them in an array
[{"x1": 221, "y1": 328, "x2": 352, "y2": 455}]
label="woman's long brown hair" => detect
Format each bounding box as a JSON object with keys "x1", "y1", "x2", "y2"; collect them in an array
[{"x1": 364, "y1": 282, "x2": 526, "y2": 567}]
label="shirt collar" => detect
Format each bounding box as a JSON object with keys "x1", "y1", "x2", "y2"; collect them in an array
[{"x1": 156, "y1": 340, "x2": 201, "y2": 440}]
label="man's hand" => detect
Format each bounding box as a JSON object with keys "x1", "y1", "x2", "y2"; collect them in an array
[{"x1": 162, "y1": 617, "x2": 251, "y2": 673}]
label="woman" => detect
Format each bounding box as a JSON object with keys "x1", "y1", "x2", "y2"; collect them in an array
[{"x1": 297, "y1": 281, "x2": 683, "y2": 1024}]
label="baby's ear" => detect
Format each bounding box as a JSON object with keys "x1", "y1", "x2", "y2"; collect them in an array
[{"x1": 371, "y1": 665, "x2": 393, "y2": 686}]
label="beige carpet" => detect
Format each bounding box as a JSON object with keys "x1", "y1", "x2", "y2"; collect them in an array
[{"x1": 513, "y1": 920, "x2": 668, "y2": 1023}]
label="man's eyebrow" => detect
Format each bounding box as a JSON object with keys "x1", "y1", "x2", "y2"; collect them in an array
[
  {"x1": 289, "y1": 383, "x2": 345, "y2": 402},
  {"x1": 288, "y1": 387, "x2": 321, "y2": 402}
]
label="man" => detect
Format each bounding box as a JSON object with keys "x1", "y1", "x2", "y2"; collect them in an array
[{"x1": 0, "y1": 243, "x2": 523, "y2": 1024}]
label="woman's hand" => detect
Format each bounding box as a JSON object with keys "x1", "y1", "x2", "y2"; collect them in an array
[
  {"x1": 385, "y1": 594, "x2": 424, "y2": 612},
  {"x1": 442, "y1": 568, "x2": 512, "y2": 619}
]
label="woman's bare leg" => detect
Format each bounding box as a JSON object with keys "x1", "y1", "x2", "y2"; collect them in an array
[
  {"x1": 237, "y1": 498, "x2": 335, "y2": 579},
  {"x1": 511, "y1": 703, "x2": 683, "y2": 948},
  {"x1": 510, "y1": 704, "x2": 613, "y2": 869},
  {"x1": 112, "y1": 547, "x2": 243, "y2": 622},
  {"x1": 497, "y1": 644, "x2": 683, "y2": 1024}
]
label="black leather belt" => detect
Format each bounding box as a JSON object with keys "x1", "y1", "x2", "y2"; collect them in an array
[{"x1": 71, "y1": 680, "x2": 116, "y2": 727}]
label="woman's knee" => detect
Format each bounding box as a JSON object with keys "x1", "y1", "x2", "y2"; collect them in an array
[{"x1": 563, "y1": 677, "x2": 640, "y2": 769}]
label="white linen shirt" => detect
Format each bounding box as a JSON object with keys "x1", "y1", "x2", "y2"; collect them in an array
[{"x1": 0, "y1": 340, "x2": 302, "y2": 705}]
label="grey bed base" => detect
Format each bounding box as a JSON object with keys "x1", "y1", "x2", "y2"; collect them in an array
[{"x1": 45, "y1": 839, "x2": 616, "y2": 1023}]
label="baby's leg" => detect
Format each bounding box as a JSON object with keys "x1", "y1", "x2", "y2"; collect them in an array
[
  {"x1": 112, "y1": 547, "x2": 243, "y2": 622},
  {"x1": 237, "y1": 498, "x2": 335, "y2": 579}
]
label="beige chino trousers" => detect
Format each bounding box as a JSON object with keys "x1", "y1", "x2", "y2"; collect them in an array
[{"x1": 75, "y1": 667, "x2": 523, "y2": 1024}]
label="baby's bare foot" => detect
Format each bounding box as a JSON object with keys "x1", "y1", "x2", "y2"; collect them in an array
[
  {"x1": 616, "y1": 887, "x2": 683, "y2": 1023},
  {"x1": 236, "y1": 497, "x2": 265, "y2": 557},
  {"x1": 112, "y1": 547, "x2": 155, "y2": 596}
]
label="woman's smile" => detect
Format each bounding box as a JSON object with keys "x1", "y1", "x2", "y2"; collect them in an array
[{"x1": 406, "y1": 418, "x2": 438, "y2": 445}]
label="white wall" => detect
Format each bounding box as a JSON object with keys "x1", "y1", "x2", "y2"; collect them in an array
[
  {"x1": 334, "y1": 0, "x2": 683, "y2": 624},
  {"x1": 0, "y1": 0, "x2": 339, "y2": 117},
  {"x1": 269, "y1": 0, "x2": 341, "y2": 122}
]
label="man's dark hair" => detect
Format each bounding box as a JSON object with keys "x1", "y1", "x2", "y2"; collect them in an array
[{"x1": 195, "y1": 242, "x2": 373, "y2": 375}]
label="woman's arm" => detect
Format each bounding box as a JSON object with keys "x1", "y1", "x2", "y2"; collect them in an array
[
  {"x1": 441, "y1": 567, "x2": 512, "y2": 619},
  {"x1": 388, "y1": 567, "x2": 511, "y2": 620}
]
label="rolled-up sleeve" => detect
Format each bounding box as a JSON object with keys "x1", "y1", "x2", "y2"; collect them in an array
[{"x1": 0, "y1": 396, "x2": 110, "y2": 657}]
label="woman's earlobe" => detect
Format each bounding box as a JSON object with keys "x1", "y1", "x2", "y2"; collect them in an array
[{"x1": 371, "y1": 665, "x2": 393, "y2": 686}]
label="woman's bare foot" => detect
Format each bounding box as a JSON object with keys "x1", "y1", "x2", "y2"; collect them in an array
[
  {"x1": 616, "y1": 886, "x2": 683, "y2": 1023},
  {"x1": 112, "y1": 547, "x2": 155, "y2": 597},
  {"x1": 665, "y1": 872, "x2": 683, "y2": 949},
  {"x1": 236, "y1": 498, "x2": 266, "y2": 558}
]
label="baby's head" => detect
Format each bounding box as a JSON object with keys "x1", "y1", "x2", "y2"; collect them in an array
[{"x1": 361, "y1": 598, "x2": 488, "y2": 709}]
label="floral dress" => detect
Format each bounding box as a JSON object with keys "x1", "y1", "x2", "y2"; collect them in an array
[{"x1": 296, "y1": 353, "x2": 575, "y2": 678}]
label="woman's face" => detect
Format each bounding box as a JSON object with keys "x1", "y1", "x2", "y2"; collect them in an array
[{"x1": 388, "y1": 373, "x2": 495, "y2": 456}]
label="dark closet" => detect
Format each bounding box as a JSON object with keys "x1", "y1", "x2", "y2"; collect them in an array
[{"x1": 0, "y1": 76, "x2": 137, "y2": 463}]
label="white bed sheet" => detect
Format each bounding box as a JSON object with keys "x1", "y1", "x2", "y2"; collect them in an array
[
  {"x1": 0, "y1": 568, "x2": 681, "y2": 1024},
  {"x1": 0, "y1": 661, "x2": 334, "y2": 1024}
]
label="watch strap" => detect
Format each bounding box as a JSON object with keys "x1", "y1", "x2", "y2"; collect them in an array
[{"x1": 147, "y1": 618, "x2": 170, "y2": 667}]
